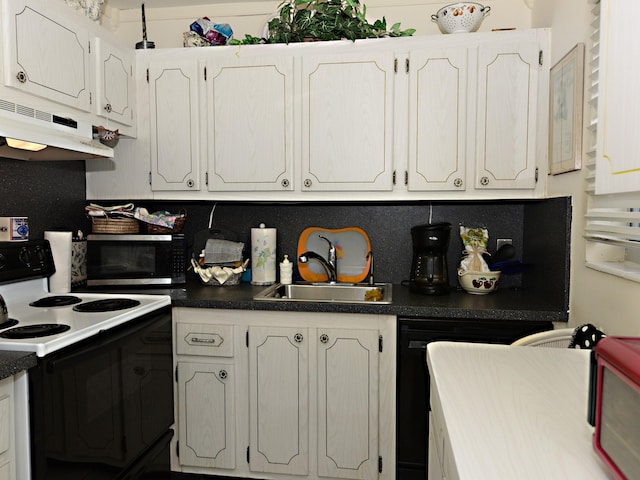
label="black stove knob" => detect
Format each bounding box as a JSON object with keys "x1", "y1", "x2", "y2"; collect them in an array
[
  {"x1": 19, "y1": 247, "x2": 32, "y2": 266},
  {"x1": 34, "y1": 246, "x2": 48, "y2": 266},
  {"x1": 0, "y1": 253, "x2": 5, "y2": 271}
]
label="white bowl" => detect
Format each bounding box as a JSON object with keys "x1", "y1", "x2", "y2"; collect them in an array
[
  {"x1": 431, "y1": 3, "x2": 491, "y2": 34},
  {"x1": 457, "y1": 269, "x2": 500, "y2": 295}
]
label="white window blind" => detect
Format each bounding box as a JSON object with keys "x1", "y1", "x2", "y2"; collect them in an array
[{"x1": 585, "y1": 0, "x2": 640, "y2": 281}]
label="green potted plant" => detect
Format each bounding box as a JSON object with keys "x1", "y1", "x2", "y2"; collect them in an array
[{"x1": 231, "y1": 0, "x2": 415, "y2": 44}]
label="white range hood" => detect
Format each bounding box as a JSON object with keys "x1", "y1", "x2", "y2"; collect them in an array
[{"x1": 0, "y1": 99, "x2": 114, "y2": 161}]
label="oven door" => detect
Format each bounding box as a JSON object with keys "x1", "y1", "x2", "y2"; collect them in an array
[{"x1": 27, "y1": 307, "x2": 173, "y2": 480}]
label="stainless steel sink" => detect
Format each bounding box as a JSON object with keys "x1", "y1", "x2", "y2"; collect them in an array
[{"x1": 254, "y1": 282, "x2": 392, "y2": 304}]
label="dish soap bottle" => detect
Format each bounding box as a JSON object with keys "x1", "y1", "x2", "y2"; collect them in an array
[{"x1": 280, "y1": 255, "x2": 293, "y2": 285}]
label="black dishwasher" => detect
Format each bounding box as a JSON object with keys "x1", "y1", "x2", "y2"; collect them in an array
[{"x1": 396, "y1": 317, "x2": 553, "y2": 480}]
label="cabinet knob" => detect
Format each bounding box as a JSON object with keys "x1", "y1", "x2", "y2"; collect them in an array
[
  {"x1": 186, "y1": 179, "x2": 195, "y2": 188},
  {"x1": 480, "y1": 176, "x2": 490, "y2": 186},
  {"x1": 104, "y1": 103, "x2": 113, "y2": 113},
  {"x1": 320, "y1": 333, "x2": 329, "y2": 344},
  {"x1": 303, "y1": 179, "x2": 312, "y2": 188},
  {"x1": 16, "y1": 71, "x2": 27, "y2": 83},
  {"x1": 281, "y1": 178, "x2": 290, "y2": 188},
  {"x1": 293, "y1": 333, "x2": 304, "y2": 343},
  {"x1": 454, "y1": 178, "x2": 463, "y2": 188},
  {"x1": 219, "y1": 369, "x2": 228, "y2": 380}
]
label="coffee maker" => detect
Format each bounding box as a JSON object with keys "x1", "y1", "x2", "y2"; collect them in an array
[{"x1": 409, "y1": 222, "x2": 451, "y2": 295}]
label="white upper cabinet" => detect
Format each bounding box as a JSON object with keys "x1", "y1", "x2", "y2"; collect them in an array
[
  {"x1": 149, "y1": 59, "x2": 201, "y2": 191},
  {"x1": 407, "y1": 46, "x2": 468, "y2": 192},
  {"x1": 86, "y1": 30, "x2": 549, "y2": 201},
  {"x1": 474, "y1": 37, "x2": 541, "y2": 190},
  {"x1": 93, "y1": 37, "x2": 135, "y2": 129},
  {"x1": 1, "y1": 0, "x2": 90, "y2": 112},
  {"x1": 301, "y1": 51, "x2": 395, "y2": 192},
  {"x1": 595, "y1": 0, "x2": 640, "y2": 194},
  {"x1": 206, "y1": 54, "x2": 294, "y2": 192}
]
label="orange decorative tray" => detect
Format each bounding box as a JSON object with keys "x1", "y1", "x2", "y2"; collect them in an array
[{"x1": 297, "y1": 227, "x2": 371, "y2": 283}]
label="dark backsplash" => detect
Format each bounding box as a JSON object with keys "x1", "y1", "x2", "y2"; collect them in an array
[
  {"x1": 0, "y1": 158, "x2": 570, "y2": 309},
  {"x1": 0, "y1": 158, "x2": 88, "y2": 238}
]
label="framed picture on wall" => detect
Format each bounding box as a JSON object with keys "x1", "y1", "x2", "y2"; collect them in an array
[{"x1": 549, "y1": 43, "x2": 585, "y2": 175}]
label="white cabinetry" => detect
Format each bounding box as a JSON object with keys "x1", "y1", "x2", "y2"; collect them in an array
[
  {"x1": 316, "y1": 328, "x2": 379, "y2": 479},
  {"x1": 174, "y1": 322, "x2": 236, "y2": 470},
  {"x1": 595, "y1": 0, "x2": 640, "y2": 194},
  {"x1": 407, "y1": 30, "x2": 547, "y2": 193},
  {"x1": 172, "y1": 308, "x2": 396, "y2": 480},
  {"x1": 93, "y1": 37, "x2": 135, "y2": 130},
  {"x1": 0, "y1": 376, "x2": 15, "y2": 480},
  {"x1": 248, "y1": 325, "x2": 309, "y2": 476},
  {"x1": 474, "y1": 38, "x2": 541, "y2": 190},
  {"x1": 407, "y1": 46, "x2": 469, "y2": 192},
  {"x1": 1, "y1": 0, "x2": 90, "y2": 112},
  {"x1": 301, "y1": 51, "x2": 395, "y2": 192},
  {"x1": 149, "y1": 59, "x2": 202, "y2": 191},
  {"x1": 206, "y1": 54, "x2": 295, "y2": 192},
  {"x1": 86, "y1": 30, "x2": 549, "y2": 201}
]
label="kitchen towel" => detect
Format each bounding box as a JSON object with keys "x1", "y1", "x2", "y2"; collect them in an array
[
  {"x1": 45, "y1": 231, "x2": 72, "y2": 293},
  {"x1": 251, "y1": 223, "x2": 276, "y2": 285}
]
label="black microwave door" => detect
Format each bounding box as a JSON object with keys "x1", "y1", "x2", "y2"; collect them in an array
[{"x1": 87, "y1": 240, "x2": 174, "y2": 280}]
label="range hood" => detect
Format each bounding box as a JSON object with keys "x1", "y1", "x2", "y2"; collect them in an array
[{"x1": 0, "y1": 100, "x2": 114, "y2": 161}]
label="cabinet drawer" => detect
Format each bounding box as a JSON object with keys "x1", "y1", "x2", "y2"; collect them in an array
[{"x1": 176, "y1": 323, "x2": 234, "y2": 357}]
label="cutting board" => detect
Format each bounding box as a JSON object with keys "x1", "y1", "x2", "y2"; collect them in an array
[{"x1": 297, "y1": 227, "x2": 371, "y2": 283}]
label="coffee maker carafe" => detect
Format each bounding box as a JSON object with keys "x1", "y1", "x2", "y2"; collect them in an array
[{"x1": 409, "y1": 222, "x2": 451, "y2": 295}]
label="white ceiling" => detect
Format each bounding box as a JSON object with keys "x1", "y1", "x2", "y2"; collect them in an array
[{"x1": 104, "y1": 0, "x2": 267, "y2": 11}]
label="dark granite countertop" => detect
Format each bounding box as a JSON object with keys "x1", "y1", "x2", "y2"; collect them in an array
[
  {"x1": 0, "y1": 351, "x2": 37, "y2": 381},
  {"x1": 169, "y1": 278, "x2": 568, "y2": 323}
]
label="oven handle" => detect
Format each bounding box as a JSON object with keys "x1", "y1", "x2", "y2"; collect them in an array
[{"x1": 46, "y1": 310, "x2": 170, "y2": 374}]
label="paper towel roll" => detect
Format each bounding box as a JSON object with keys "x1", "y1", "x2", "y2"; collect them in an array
[
  {"x1": 45, "y1": 231, "x2": 72, "y2": 293},
  {"x1": 251, "y1": 224, "x2": 276, "y2": 285}
]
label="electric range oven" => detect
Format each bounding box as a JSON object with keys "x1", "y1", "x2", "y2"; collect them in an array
[{"x1": 0, "y1": 240, "x2": 174, "y2": 479}]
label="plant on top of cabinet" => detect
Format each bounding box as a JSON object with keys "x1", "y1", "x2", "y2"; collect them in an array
[{"x1": 264, "y1": 0, "x2": 415, "y2": 43}]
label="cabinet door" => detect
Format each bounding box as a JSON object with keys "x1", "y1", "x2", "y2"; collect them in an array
[
  {"x1": 177, "y1": 362, "x2": 235, "y2": 470},
  {"x1": 408, "y1": 47, "x2": 468, "y2": 191},
  {"x1": 94, "y1": 37, "x2": 135, "y2": 128},
  {"x1": 475, "y1": 38, "x2": 540, "y2": 190},
  {"x1": 1, "y1": 0, "x2": 91, "y2": 112},
  {"x1": 317, "y1": 328, "x2": 379, "y2": 480},
  {"x1": 249, "y1": 326, "x2": 309, "y2": 476},
  {"x1": 149, "y1": 59, "x2": 201, "y2": 191},
  {"x1": 595, "y1": 0, "x2": 640, "y2": 194},
  {"x1": 207, "y1": 55, "x2": 294, "y2": 192},
  {"x1": 0, "y1": 377, "x2": 14, "y2": 480},
  {"x1": 301, "y1": 52, "x2": 395, "y2": 192}
]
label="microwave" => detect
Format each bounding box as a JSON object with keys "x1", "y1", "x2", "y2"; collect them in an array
[
  {"x1": 591, "y1": 336, "x2": 640, "y2": 480},
  {"x1": 86, "y1": 233, "x2": 186, "y2": 286}
]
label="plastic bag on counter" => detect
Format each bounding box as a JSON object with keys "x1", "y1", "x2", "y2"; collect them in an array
[{"x1": 459, "y1": 225, "x2": 490, "y2": 272}]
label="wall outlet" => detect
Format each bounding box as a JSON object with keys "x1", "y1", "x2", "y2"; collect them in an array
[{"x1": 496, "y1": 238, "x2": 512, "y2": 250}]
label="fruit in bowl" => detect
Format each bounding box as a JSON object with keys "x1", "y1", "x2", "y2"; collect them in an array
[{"x1": 457, "y1": 269, "x2": 500, "y2": 295}]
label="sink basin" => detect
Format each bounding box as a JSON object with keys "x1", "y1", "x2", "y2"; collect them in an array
[{"x1": 254, "y1": 282, "x2": 393, "y2": 304}]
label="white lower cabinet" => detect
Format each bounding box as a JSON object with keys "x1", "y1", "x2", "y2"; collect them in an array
[
  {"x1": 172, "y1": 308, "x2": 396, "y2": 480},
  {"x1": 249, "y1": 325, "x2": 309, "y2": 476},
  {"x1": 0, "y1": 376, "x2": 15, "y2": 480},
  {"x1": 316, "y1": 328, "x2": 380, "y2": 479},
  {"x1": 177, "y1": 361, "x2": 236, "y2": 469}
]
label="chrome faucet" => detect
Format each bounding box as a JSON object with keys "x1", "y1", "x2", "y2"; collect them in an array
[
  {"x1": 366, "y1": 250, "x2": 374, "y2": 286},
  {"x1": 299, "y1": 235, "x2": 338, "y2": 283}
]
